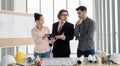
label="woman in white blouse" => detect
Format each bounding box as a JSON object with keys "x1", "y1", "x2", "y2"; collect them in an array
[{"x1": 31, "y1": 13, "x2": 51, "y2": 58}]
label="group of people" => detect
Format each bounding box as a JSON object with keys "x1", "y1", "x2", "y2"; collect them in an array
[{"x1": 31, "y1": 6, "x2": 96, "y2": 58}]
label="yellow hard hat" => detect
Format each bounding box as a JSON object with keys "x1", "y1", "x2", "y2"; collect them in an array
[{"x1": 15, "y1": 52, "x2": 26, "y2": 63}]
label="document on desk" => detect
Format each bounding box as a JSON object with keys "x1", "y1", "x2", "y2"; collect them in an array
[{"x1": 41, "y1": 58, "x2": 76, "y2": 66}]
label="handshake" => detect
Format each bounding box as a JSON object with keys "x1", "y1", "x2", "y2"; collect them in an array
[
  {"x1": 48, "y1": 34, "x2": 56, "y2": 44},
  {"x1": 48, "y1": 34, "x2": 56, "y2": 40},
  {"x1": 47, "y1": 33, "x2": 65, "y2": 44}
]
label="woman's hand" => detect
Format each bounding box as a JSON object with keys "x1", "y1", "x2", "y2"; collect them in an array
[
  {"x1": 42, "y1": 34, "x2": 49, "y2": 39},
  {"x1": 49, "y1": 37, "x2": 56, "y2": 44}
]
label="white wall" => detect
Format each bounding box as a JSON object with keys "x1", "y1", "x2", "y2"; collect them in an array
[{"x1": 14, "y1": 0, "x2": 26, "y2": 12}]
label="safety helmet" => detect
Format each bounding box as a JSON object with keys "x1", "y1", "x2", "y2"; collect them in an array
[
  {"x1": 0, "y1": 55, "x2": 16, "y2": 66},
  {"x1": 15, "y1": 52, "x2": 26, "y2": 63},
  {"x1": 109, "y1": 53, "x2": 120, "y2": 64}
]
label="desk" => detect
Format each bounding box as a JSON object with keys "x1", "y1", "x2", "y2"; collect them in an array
[{"x1": 15, "y1": 58, "x2": 119, "y2": 66}]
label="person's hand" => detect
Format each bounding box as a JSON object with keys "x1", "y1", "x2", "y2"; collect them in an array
[
  {"x1": 55, "y1": 33, "x2": 65, "y2": 40},
  {"x1": 49, "y1": 37, "x2": 56, "y2": 44},
  {"x1": 42, "y1": 34, "x2": 49, "y2": 39},
  {"x1": 75, "y1": 37, "x2": 79, "y2": 40},
  {"x1": 76, "y1": 19, "x2": 83, "y2": 25}
]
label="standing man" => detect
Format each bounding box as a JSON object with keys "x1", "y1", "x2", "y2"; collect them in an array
[
  {"x1": 74, "y1": 6, "x2": 96, "y2": 57},
  {"x1": 51, "y1": 9, "x2": 74, "y2": 57}
]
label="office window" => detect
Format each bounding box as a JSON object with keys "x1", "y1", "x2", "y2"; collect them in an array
[
  {"x1": 81, "y1": 0, "x2": 93, "y2": 19},
  {"x1": 114, "y1": 0, "x2": 118, "y2": 53},
  {"x1": 67, "y1": 0, "x2": 80, "y2": 54},
  {"x1": 0, "y1": 48, "x2": 2, "y2": 61},
  {"x1": 105, "y1": 0, "x2": 109, "y2": 53},
  {"x1": 27, "y1": 0, "x2": 94, "y2": 56},
  {"x1": 41, "y1": 0, "x2": 53, "y2": 32},
  {"x1": 27, "y1": 0, "x2": 40, "y2": 13},
  {"x1": 27, "y1": 0, "x2": 40, "y2": 54},
  {"x1": 54, "y1": 0, "x2": 67, "y2": 22},
  {"x1": 95, "y1": 0, "x2": 119, "y2": 54},
  {"x1": 67, "y1": 0, "x2": 79, "y2": 24},
  {"x1": 101, "y1": 0, "x2": 105, "y2": 51},
  {"x1": 0, "y1": 0, "x2": 1, "y2": 10},
  {"x1": 118, "y1": 0, "x2": 120, "y2": 53}
]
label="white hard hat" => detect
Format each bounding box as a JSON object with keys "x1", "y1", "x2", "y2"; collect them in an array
[
  {"x1": 0, "y1": 55, "x2": 16, "y2": 66},
  {"x1": 109, "y1": 53, "x2": 120, "y2": 64}
]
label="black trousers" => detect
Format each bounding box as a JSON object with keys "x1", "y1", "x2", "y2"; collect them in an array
[
  {"x1": 53, "y1": 53, "x2": 70, "y2": 57},
  {"x1": 77, "y1": 49, "x2": 95, "y2": 57}
]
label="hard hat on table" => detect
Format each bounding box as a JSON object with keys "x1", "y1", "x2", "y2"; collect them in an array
[
  {"x1": 15, "y1": 52, "x2": 26, "y2": 63},
  {"x1": 0, "y1": 55, "x2": 16, "y2": 66}
]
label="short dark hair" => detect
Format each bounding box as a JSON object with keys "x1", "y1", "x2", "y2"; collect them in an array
[
  {"x1": 57, "y1": 9, "x2": 69, "y2": 19},
  {"x1": 76, "y1": 6, "x2": 87, "y2": 12},
  {"x1": 34, "y1": 13, "x2": 42, "y2": 21}
]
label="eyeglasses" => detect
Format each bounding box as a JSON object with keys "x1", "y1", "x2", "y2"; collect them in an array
[{"x1": 61, "y1": 14, "x2": 68, "y2": 16}]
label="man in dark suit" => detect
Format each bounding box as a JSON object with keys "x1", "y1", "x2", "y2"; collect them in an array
[{"x1": 51, "y1": 9, "x2": 74, "y2": 57}]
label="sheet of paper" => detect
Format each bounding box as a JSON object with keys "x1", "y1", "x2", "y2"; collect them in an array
[{"x1": 41, "y1": 58, "x2": 77, "y2": 66}]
